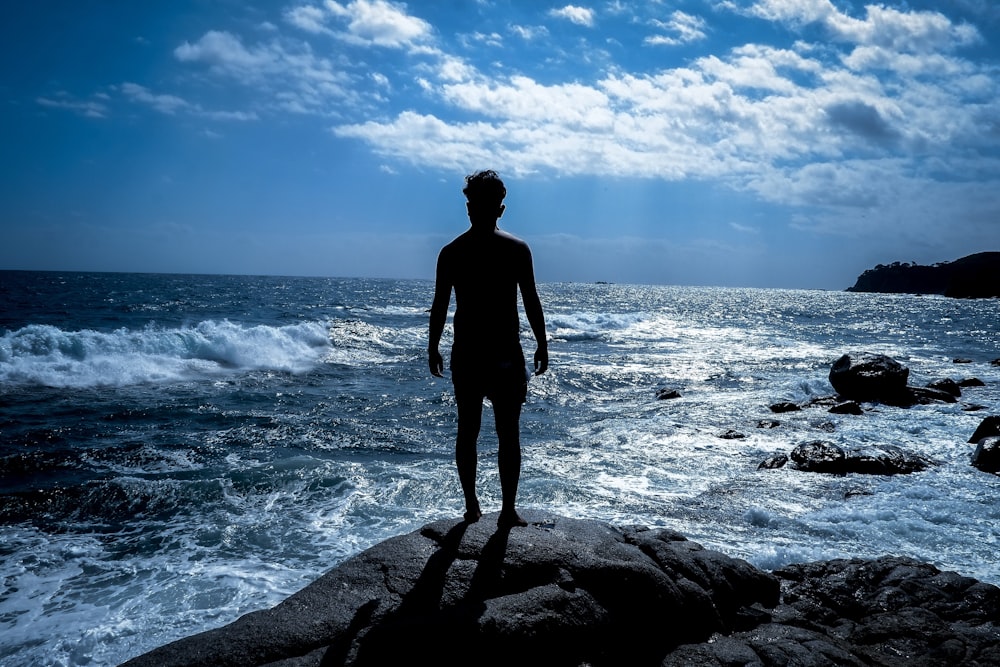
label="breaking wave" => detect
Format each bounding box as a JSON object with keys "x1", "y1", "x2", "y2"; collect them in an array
[{"x1": 0, "y1": 321, "x2": 333, "y2": 388}]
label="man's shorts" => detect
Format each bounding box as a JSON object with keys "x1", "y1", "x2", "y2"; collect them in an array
[{"x1": 451, "y1": 347, "x2": 528, "y2": 405}]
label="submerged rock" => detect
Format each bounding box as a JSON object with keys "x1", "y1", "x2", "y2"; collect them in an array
[
  {"x1": 829, "y1": 400, "x2": 863, "y2": 415},
  {"x1": 656, "y1": 388, "x2": 682, "y2": 400},
  {"x1": 121, "y1": 514, "x2": 1000, "y2": 667}
]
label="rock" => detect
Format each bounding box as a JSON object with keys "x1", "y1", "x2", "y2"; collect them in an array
[
  {"x1": 953, "y1": 358, "x2": 973, "y2": 364},
  {"x1": 790, "y1": 441, "x2": 846, "y2": 474},
  {"x1": 992, "y1": 358, "x2": 1000, "y2": 367},
  {"x1": 968, "y1": 416, "x2": 1000, "y2": 444},
  {"x1": 756, "y1": 419, "x2": 781, "y2": 429},
  {"x1": 758, "y1": 455, "x2": 788, "y2": 470},
  {"x1": 829, "y1": 400, "x2": 863, "y2": 415},
  {"x1": 963, "y1": 404, "x2": 987, "y2": 412},
  {"x1": 656, "y1": 388, "x2": 681, "y2": 400},
  {"x1": 848, "y1": 445, "x2": 932, "y2": 475},
  {"x1": 972, "y1": 437, "x2": 1000, "y2": 474},
  {"x1": 664, "y1": 557, "x2": 1000, "y2": 666},
  {"x1": 121, "y1": 515, "x2": 1000, "y2": 667},
  {"x1": 718, "y1": 429, "x2": 746, "y2": 440},
  {"x1": 959, "y1": 377, "x2": 985, "y2": 387},
  {"x1": 120, "y1": 514, "x2": 779, "y2": 667},
  {"x1": 787, "y1": 441, "x2": 931, "y2": 476},
  {"x1": 829, "y1": 353, "x2": 911, "y2": 405},
  {"x1": 909, "y1": 386, "x2": 959, "y2": 404},
  {"x1": 802, "y1": 395, "x2": 841, "y2": 409},
  {"x1": 927, "y1": 378, "x2": 962, "y2": 397},
  {"x1": 769, "y1": 401, "x2": 800, "y2": 413}
]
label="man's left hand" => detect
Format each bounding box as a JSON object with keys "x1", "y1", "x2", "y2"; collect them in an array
[{"x1": 533, "y1": 347, "x2": 548, "y2": 375}]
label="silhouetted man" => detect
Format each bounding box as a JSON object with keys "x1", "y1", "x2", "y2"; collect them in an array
[{"x1": 428, "y1": 170, "x2": 548, "y2": 529}]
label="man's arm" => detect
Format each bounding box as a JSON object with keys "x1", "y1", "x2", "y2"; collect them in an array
[
  {"x1": 519, "y1": 245, "x2": 548, "y2": 375},
  {"x1": 428, "y1": 249, "x2": 451, "y2": 377}
]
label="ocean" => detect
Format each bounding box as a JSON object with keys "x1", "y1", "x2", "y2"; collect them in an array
[{"x1": 1, "y1": 270, "x2": 998, "y2": 666}]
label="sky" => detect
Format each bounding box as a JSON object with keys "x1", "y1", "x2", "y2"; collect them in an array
[{"x1": 2, "y1": 0, "x2": 999, "y2": 289}]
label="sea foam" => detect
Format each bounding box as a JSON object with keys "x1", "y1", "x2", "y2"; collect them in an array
[{"x1": 0, "y1": 320, "x2": 332, "y2": 388}]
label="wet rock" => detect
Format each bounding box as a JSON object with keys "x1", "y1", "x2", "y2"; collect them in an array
[
  {"x1": 786, "y1": 441, "x2": 931, "y2": 476},
  {"x1": 959, "y1": 377, "x2": 985, "y2": 388},
  {"x1": 769, "y1": 401, "x2": 800, "y2": 413},
  {"x1": 121, "y1": 514, "x2": 779, "y2": 667},
  {"x1": 909, "y1": 386, "x2": 959, "y2": 404},
  {"x1": 758, "y1": 455, "x2": 788, "y2": 470},
  {"x1": 656, "y1": 388, "x2": 681, "y2": 400},
  {"x1": 849, "y1": 445, "x2": 932, "y2": 475},
  {"x1": 803, "y1": 395, "x2": 840, "y2": 409},
  {"x1": 829, "y1": 400, "x2": 863, "y2": 415},
  {"x1": 972, "y1": 437, "x2": 1000, "y2": 474},
  {"x1": 927, "y1": 378, "x2": 961, "y2": 397},
  {"x1": 968, "y1": 416, "x2": 1000, "y2": 444},
  {"x1": 992, "y1": 358, "x2": 1000, "y2": 366},
  {"x1": 718, "y1": 429, "x2": 746, "y2": 440},
  {"x1": 790, "y1": 441, "x2": 847, "y2": 473},
  {"x1": 829, "y1": 353, "x2": 911, "y2": 405},
  {"x1": 953, "y1": 357, "x2": 973, "y2": 364},
  {"x1": 756, "y1": 420, "x2": 781, "y2": 429},
  {"x1": 680, "y1": 556, "x2": 1000, "y2": 667},
  {"x1": 122, "y1": 516, "x2": 1000, "y2": 667}
]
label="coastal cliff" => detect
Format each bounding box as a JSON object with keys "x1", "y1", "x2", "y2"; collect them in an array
[
  {"x1": 121, "y1": 512, "x2": 1000, "y2": 666},
  {"x1": 846, "y1": 252, "x2": 1000, "y2": 298}
]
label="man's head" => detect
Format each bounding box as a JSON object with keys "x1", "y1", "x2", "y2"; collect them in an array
[{"x1": 463, "y1": 170, "x2": 506, "y2": 228}]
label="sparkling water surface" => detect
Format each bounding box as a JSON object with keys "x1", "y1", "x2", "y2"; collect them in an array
[{"x1": 1, "y1": 271, "x2": 998, "y2": 666}]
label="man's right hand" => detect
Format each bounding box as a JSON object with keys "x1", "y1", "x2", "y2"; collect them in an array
[{"x1": 429, "y1": 349, "x2": 445, "y2": 377}]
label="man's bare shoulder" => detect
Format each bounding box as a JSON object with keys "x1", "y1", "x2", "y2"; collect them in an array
[{"x1": 442, "y1": 229, "x2": 530, "y2": 252}]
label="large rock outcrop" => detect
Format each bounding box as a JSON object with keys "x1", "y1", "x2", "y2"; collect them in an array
[
  {"x1": 846, "y1": 252, "x2": 1000, "y2": 298},
  {"x1": 829, "y1": 353, "x2": 911, "y2": 405},
  {"x1": 121, "y1": 513, "x2": 1000, "y2": 667}
]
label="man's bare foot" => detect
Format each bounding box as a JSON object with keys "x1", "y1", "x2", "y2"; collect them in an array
[
  {"x1": 463, "y1": 504, "x2": 482, "y2": 523},
  {"x1": 497, "y1": 510, "x2": 528, "y2": 529}
]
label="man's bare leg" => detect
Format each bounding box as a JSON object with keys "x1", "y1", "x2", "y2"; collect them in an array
[
  {"x1": 494, "y1": 399, "x2": 527, "y2": 528},
  {"x1": 456, "y1": 395, "x2": 483, "y2": 522}
]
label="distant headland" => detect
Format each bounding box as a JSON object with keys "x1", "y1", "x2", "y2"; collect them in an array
[{"x1": 847, "y1": 252, "x2": 1000, "y2": 298}]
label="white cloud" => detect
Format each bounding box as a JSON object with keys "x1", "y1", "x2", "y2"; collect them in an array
[
  {"x1": 175, "y1": 31, "x2": 355, "y2": 114},
  {"x1": 36, "y1": 93, "x2": 108, "y2": 118},
  {"x1": 323, "y1": 0, "x2": 433, "y2": 47},
  {"x1": 285, "y1": 5, "x2": 332, "y2": 34},
  {"x1": 121, "y1": 82, "x2": 191, "y2": 114},
  {"x1": 743, "y1": 0, "x2": 982, "y2": 52},
  {"x1": 645, "y1": 11, "x2": 708, "y2": 46},
  {"x1": 121, "y1": 82, "x2": 258, "y2": 120},
  {"x1": 510, "y1": 24, "x2": 549, "y2": 41},
  {"x1": 549, "y1": 5, "x2": 596, "y2": 28}
]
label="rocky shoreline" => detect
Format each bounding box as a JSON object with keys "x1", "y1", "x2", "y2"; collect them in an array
[
  {"x1": 121, "y1": 512, "x2": 1000, "y2": 667},
  {"x1": 123, "y1": 352, "x2": 1000, "y2": 666}
]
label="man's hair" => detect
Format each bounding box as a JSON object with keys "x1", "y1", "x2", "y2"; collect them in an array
[{"x1": 463, "y1": 170, "x2": 506, "y2": 208}]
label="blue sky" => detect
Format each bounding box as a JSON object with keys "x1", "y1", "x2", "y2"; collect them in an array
[{"x1": 2, "y1": 0, "x2": 998, "y2": 288}]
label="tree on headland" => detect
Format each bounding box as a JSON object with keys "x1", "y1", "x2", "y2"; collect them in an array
[{"x1": 847, "y1": 252, "x2": 1000, "y2": 298}]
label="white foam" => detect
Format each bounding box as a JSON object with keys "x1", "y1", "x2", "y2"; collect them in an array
[{"x1": 0, "y1": 320, "x2": 333, "y2": 388}]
